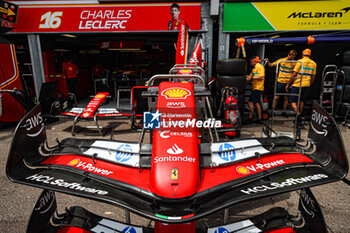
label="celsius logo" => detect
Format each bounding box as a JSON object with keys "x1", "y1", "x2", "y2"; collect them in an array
[
  {"x1": 310, "y1": 109, "x2": 328, "y2": 136},
  {"x1": 116, "y1": 144, "x2": 133, "y2": 162},
  {"x1": 160, "y1": 131, "x2": 193, "y2": 139},
  {"x1": 25, "y1": 112, "x2": 44, "y2": 137},
  {"x1": 288, "y1": 8, "x2": 350, "y2": 18},
  {"x1": 218, "y1": 143, "x2": 236, "y2": 162}
]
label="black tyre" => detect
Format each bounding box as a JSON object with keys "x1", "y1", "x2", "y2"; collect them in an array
[
  {"x1": 216, "y1": 59, "x2": 247, "y2": 76},
  {"x1": 342, "y1": 85, "x2": 350, "y2": 102},
  {"x1": 217, "y1": 75, "x2": 246, "y2": 93},
  {"x1": 343, "y1": 50, "x2": 350, "y2": 65},
  {"x1": 336, "y1": 102, "x2": 350, "y2": 116},
  {"x1": 340, "y1": 66, "x2": 350, "y2": 85}
]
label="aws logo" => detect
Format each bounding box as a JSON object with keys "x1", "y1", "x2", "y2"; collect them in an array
[
  {"x1": 25, "y1": 112, "x2": 44, "y2": 137},
  {"x1": 287, "y1": 7, "x2": 350, "y2": 19},
  {"x1": 310, "y1": 109, "x2": 328, "y2": 136},
  {"x1": 34, "y1": 190, "x2": 55, "y2": 214}
]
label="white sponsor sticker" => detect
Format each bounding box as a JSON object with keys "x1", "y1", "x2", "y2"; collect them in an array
[
  {"x1": 211, "y1": 140, "x2": 269, "y2": 166},
  {"x1": 240, "y1": 174, "x2": 328, "y2": 195},
  {"x1": 26, "y1": 174, "x2": 108, "y2": 195},
  {"x1": 97, "y1": 108, "x2": 119, "y2": 114},
  {"x1": 69, "y1": 107, "x2": 84, "y2": 113},
  {"x1": 84, "y1": 141, "x2": 140, "y2": 167},
  {"x1": 91, "y1": 219, "x2": 143, "y2": 233},
  {"x1": 207, "y1": 220, "x2": 260, "y2": 233}
]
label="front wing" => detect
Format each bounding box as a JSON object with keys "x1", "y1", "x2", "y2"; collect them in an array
[{"x1": 6, "y1": 104, "x2": 348, "y2": 223}]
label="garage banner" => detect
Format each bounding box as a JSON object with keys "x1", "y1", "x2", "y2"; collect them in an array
[
  {"x1": 8, "y1": 3, "x2": 201, "y2": 33},
  {"x1": 223, "y1": 0, "x2": 350, "y2": 32}
]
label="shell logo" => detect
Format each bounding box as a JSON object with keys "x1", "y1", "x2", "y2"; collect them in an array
[
  {"x1": 161, "y1": 88, "x2": 191, "y2": 99},
  {"x1": 68, "y1": 158, "x2": 80, "y2": 166},
  {"x1": 95, "y1": 94, "x2": 105, "y2": 98},
  {"x1": 236, "y1": 166, "x2": 250, "y2": 175},
  {"x1": 178, "y1": 69, "x2": 193, "y2": 74}
]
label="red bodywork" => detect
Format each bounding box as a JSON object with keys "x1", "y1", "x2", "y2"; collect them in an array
[
  {"x1": 0, "y1": 44, "x2": 26, "y2": 122},
  {"x1": 80, "y1": 92, "x2": 108, "y2": 118},
  {"x1": 175, "y1": 20, "x2": 189, "y2": 65},
  {"x1": 60, "y1": 92, "x2": 131, "y2": 118},
  {"x1": 151, "y1": 82, "x2": 199, "y2": 198}
]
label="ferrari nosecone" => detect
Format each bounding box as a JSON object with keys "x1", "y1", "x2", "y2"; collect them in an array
[
  {"x1": 151, "y1": 82, "x2": 200, "y2": 199},
  {"x1": 6, "y1": 80, "x2": 348, "y2": 224}
]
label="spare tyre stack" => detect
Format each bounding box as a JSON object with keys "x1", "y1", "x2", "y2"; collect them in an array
[
  {"x1": 336, "y1": 51, "x2": 350, "y2": 118},
  {"x1": 216, "y1": 59, "x2": 247, "y2": 119}
]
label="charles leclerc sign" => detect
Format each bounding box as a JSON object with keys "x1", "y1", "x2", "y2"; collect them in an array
[{"x1": 9, "y1": 3, "x2": 201, "y2": 33}]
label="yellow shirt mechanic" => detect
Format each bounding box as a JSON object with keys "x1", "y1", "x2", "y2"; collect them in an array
[
  {"x1": 292, "y1": 56, "x2": 317, "y2": 87},
  {"x1": 272, "y1": 57, "x2": 296, "y2": 83},
  {"x1": 246, "y1": 56, "x2": 265, "y2": 123},
  {"x1": 250, "y1": 62, "x2": 265, "y2": 91},
  {"x1": 264, "y1": 50, "x2": 297, "y2": 116},
  {"x1": 287, "y1": 48, "x2": 317, "y2": 118}
]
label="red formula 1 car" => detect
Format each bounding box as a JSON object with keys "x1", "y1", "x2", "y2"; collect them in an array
[{"x1": 6, "y1": 73, "x2": 349, "y2": 233}]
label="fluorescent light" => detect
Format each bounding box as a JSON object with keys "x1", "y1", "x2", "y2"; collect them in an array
[
  {"x1": 120, "y1": 50, "x2": 146, "y2": 53},
  {"x1": 107, "y1": 48, "x2": 146, "y2": 52},
  {"x1": 107, "y1": 48, "x2": 141, "y2": 51},
  {"x1": 53, "y1": 49, "x2": 70, "y2": 52},
  {"x1": 61, "y1": 34, "x2": 77, "y2": 38}
]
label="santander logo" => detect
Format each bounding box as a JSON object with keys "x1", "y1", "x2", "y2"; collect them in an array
[{"x1": 166, "y1": 144, "x2": 183, "y2": 155}]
